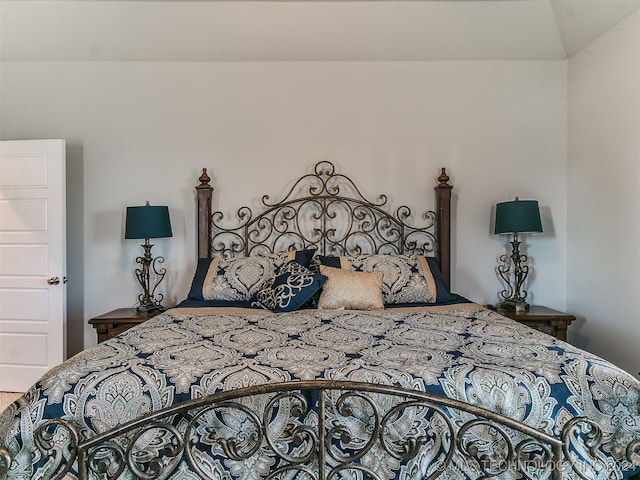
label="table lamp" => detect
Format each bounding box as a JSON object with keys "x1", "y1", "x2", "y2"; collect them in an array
[
  {"x1": 494, "y1": 197, "x2": 542, "y2": 311},
  {"x1": 124, "y1": 202, "x2": 172, "y2": 312}
]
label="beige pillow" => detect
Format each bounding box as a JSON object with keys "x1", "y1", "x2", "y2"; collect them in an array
[
  {"x1": 317, "y1": 266, "x2": 384, "y2": 310},
  {"x1": 318, "y1": 254, "x2": 438, "y2": 304}
]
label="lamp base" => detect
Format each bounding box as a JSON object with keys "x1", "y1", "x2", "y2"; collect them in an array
[
  {"x1": 133, "y1": 240, "x2": 168, "y2": 315},
  {"x1": 136, "y1": 304, "x2": 167, "y2": 314},
  {"x1": 499, "y1": 299, "x2": 530, "y2": 312}
]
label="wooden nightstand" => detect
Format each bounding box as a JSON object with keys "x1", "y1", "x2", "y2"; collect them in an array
[
  {"x1": 495, "y1": 305, "x2": 575, "y2": 341},
  {"x1": 89, "y1": 308, "x2": 163, "y2": 343}
]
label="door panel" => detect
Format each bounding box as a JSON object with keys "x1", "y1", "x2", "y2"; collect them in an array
[
  {"x1": 0, "y1": 333, "x2": 48, "y2": 365},
  {"x1": 0, "y1": 199, "x2": 48, "y2": 231},
  {"x1": 0, "y1": 154, "x2": 48, "y2": 187},
  {"x1": 0, "y1": 139, "x2": 66, "y2": 392},
  {"x1": 0, "y1": 288, "x2": 49, "y2": 320},
  {"x1": 0, "y1": 244, "x2": 48, "y2": 276}
]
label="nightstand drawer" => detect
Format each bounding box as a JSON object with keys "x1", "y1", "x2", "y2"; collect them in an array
[
  {"x1": 495, "y1": 305, "x2": 575, "y2": 341},
  {"x1": 89, "y1": 308, "x2": 163, "y2": 343}
]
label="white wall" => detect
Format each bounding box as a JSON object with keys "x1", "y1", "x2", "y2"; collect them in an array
[
  {"x1": 0, "y1": 60, "x2": 567, "y2": 357},
  {"x1": 568, "y1": 10, "x2": 640, "y2": 376}
]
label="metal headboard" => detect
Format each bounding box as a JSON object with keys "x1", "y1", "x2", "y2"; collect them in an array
[{"x1": 196, "y1": 161, "x2": 452, "y2": 286}]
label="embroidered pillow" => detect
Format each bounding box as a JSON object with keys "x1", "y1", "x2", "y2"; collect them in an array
[
  {"x1": 317, "y1": 266, "x2": 384, "y2": 310},
  {"x1": 318, "y1": 254, "x2": 454, "y2": 305},
  {"x1": 187, "y1": 249, "x2": 316, "y2": 302},
  {"x1": 254, "y1": 262, "x2": 327, "y2": 313}
]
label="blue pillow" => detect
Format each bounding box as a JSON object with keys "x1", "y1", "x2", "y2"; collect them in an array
[
  {"x1": 187, "y1": 249, "x2": 316, "y2": 302},
  {"x1": 423, "y1": 256, "x2": 457, "y2": 304},
  {"x1": 254, "y1": 262, "x2": 327, "y2": 313}
]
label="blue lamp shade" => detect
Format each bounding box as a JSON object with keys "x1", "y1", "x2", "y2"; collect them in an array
[
  {"x1": 125, "y1": 205, "x2": 172, "y2": 240},
  {"x1": 494, "y1": 199, "x2": 543, "y2": 235}
]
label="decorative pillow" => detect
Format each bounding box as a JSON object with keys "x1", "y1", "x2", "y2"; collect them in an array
[
  {"x1": 317, "y1": 266, "x2": 384, "y2": 310},
  {"x1": 254, "y1": 262, "x2": 327, "y2": 313},
  {"x1": 318, "y1": 254, "x2": 455, "y2": 305},
  {"x1": 187, "y1": 249, "x2": 316, "y2": 302}
]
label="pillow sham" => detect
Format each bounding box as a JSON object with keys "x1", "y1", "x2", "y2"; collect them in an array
[
  {"x1": 318, "y1": 254, "x2": 455, "y2": 305},
  {"x1": 187, "y1": 249, "x2": 316, "y2": 302},
  {"x1": 317, "y1": 265, "x2": 384, "y2": 310},
  {"x1": 254, "y1": 262, "x2": 327, "y2": 313}
]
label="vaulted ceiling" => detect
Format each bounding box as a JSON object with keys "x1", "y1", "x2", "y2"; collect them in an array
[{"x1": 1, "y1": 0, "x2": 639, "y2": 61}]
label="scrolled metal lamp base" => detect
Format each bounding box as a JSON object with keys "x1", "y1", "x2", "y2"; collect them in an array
[
  {"x1": 134, "y1": 239, "x2": 167, "y2": 313},
  {"x1": 497, "y1": 233, "x2": 530, "y2": 311}
]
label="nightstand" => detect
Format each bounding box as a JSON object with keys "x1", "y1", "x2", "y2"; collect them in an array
[
  {"x1": 89, "y1": 308, "x2": 163, "y2": 343},
  {"x1": 495, "y1": 305, "x2": 575, "y2": 341}
]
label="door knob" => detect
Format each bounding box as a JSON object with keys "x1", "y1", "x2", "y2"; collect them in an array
[{"x1": 48, "y1": 276, "x2": 60, "y2": 285}]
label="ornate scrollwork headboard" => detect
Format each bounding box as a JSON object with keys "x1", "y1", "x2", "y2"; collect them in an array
[{"x1": 196, "y1": 161, "x2": 452, "y2": 286}]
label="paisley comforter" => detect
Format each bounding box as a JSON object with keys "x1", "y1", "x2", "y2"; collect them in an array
[{"x1": 1, "y1": 304, "x2": 639, "y2": 479}]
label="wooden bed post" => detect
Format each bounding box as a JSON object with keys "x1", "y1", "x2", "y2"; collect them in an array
[
  {"x1": 196, "y1": 168, "x2": 213, "y2": 259},
  {"x1": 435, "y1": 168, "x2": 453, "y2": 289}
]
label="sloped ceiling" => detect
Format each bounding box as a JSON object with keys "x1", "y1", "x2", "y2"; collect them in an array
[
  {"x1": 551, "y1": 0, "x2": 640, "y2": 55},
  {"x1": 0, "y1": 0, "x2": 639, "y2": 61}
]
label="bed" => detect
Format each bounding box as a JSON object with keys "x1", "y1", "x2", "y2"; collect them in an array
[{"x1": 1, "y1": 161, "x2": 639, "y2": 480}]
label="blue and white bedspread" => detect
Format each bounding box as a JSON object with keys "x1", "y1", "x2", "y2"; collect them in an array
[{"x1": 1, "y1": 304, "x2": 639, "y2": 479}]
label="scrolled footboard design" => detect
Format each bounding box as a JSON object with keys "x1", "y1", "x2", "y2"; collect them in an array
[{"x1": 3, "y1": 381, "x2": 637, "y2": 480}]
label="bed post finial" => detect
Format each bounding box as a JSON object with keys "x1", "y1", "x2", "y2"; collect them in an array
[
  {"x1": 438, "y1": 168, "x2": 450, "y2": 187},
  {"x1": 196, "y1": 168, "x2": 214, "y2": 259},
  {"x1": 199, "y1": 168, "x2": 211, "y2": 186},
  {"x1": 435, "y1": 167, "x2": 453, "y2": 289}
]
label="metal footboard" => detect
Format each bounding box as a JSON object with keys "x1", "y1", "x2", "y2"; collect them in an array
[{"x1": 4, "y1": 380, "x2": 636, "y2": 480}]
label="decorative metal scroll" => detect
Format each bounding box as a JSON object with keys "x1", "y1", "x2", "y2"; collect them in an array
[
  {"x1": 9, "y1": 381, "x2": 636, "y2": 480},
  {"x1": 210, "y1": 161, "x2": 438, "y2": 258}
]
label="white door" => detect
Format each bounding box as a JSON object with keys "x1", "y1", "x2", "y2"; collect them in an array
[{"x1": 0, "y1": 139, "x2": 66, "y2": 392}]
